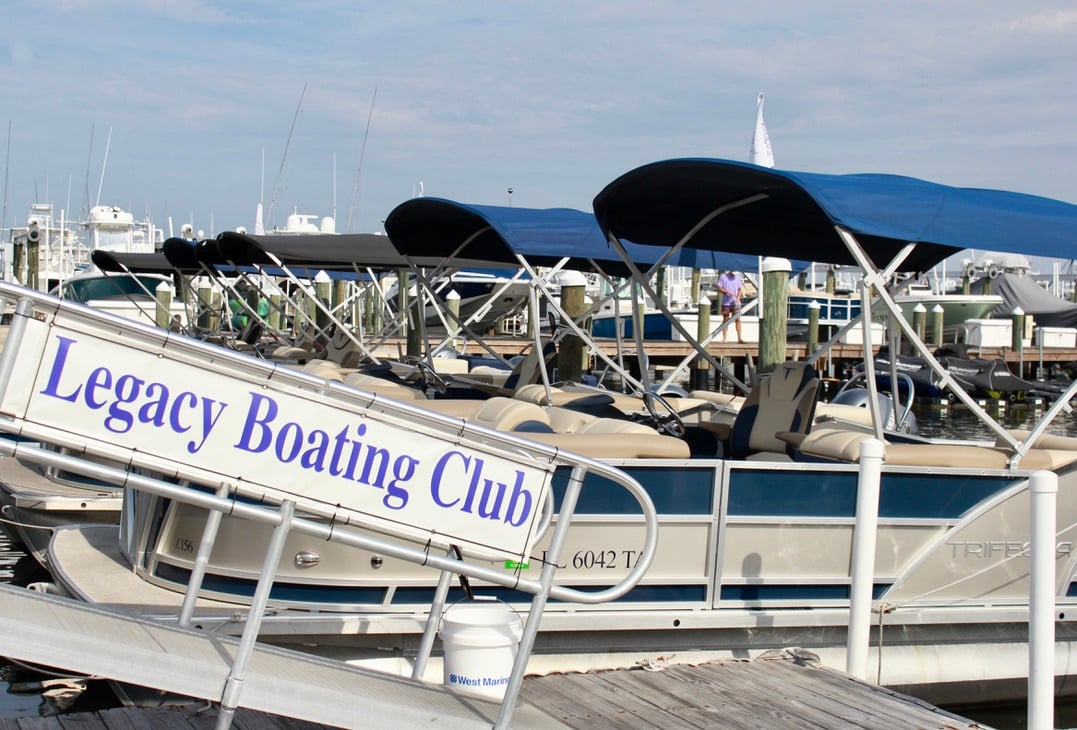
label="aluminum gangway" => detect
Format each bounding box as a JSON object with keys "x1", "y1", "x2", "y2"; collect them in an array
[
  {"x1": 0, "y1": 583, "x2": 569, "y2": 728},
  {"x1": 0, "y1": 282, "x2": 659, "y2": 729}
]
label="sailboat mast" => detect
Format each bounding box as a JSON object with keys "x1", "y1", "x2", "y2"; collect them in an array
[
  {"x1": 346, "y1": 87, "x2": 377, "y2": 233},
  {"x1": 266, "y1": 82, "x2": 308, "y2": 228}
]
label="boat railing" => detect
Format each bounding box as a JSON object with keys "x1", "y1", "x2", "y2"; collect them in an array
[{"x1": 0, "y1": 281, "x2": 658, "y2": 729}]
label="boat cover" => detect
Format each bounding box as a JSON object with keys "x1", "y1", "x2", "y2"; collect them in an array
[
  {"x1": 970, "y1": 272, "x2": 1077, "y2": 328},
  {"x1": 383, "y1": 198, "x2": 792, "y2": 277},
  {"x1": 592, "y1": 158, "x2": 1077, "y2": 272}
]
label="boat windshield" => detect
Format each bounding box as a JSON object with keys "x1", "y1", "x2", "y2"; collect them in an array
[
  {"x1": 61, "y1": 275, "x2": 167, "y2": 303},
  {"x1": 93, "y1": 227, "x2": 133, "y2": 252}
]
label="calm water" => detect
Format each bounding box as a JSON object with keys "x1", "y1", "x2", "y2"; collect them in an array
[
  {"x1": 912, "y1": 399, "x2": 1077, "y2": 440},
  {"x1": 2, "y1": 402, "x2": 1077, "y2": 725}
]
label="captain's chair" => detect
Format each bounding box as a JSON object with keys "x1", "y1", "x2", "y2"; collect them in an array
[{"x1": 729, "y1": 361, "x2": 820, "y2": 460}]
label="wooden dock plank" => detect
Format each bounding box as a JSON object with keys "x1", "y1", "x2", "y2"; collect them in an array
[{"x1": 521, "y1": 655, "x2": 985, "y2": 729}]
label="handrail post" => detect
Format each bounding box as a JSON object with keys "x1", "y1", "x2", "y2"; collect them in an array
[
  {"x1": 495, "y1": 465, "x2": 588, "y2": 730},
  {"x1": 847, "y1": 438, "x2": 884, "y2": 680},
  {"x1": 1029, "y1": 470, "x2": 1058, "y2": 730},
  {"x1": 178, "y1": 483, "x2": 233, "y2": 628},
  {"x1": 216, "y1": 500, "x2": 296, "y2": 730},
  {"x1": 412, "y1": 556, "x2": 455, "y2": 681}
]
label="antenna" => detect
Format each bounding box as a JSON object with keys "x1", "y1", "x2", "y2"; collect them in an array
[
  {"x1": 265, "y1": 82, "x2": 307, "y2": 227},
  {"x1": 346, "y1": 86, "x2": 377, "y2": 233}
]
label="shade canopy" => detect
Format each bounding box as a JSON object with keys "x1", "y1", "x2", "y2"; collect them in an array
[
  {"x1": 384, "y1": 198, "x2": 780, "y2": 277},
  {"x1": 187, "y1": 231, "x2": 509, "y2": 274},
  {"x1": 91, "y1": 248, "x2": 200, "y2": 275},
  {"x1": 592, "y1": 158, "x2": 1077, "y2": 272}
]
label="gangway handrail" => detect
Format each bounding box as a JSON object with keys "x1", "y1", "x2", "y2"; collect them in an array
[
  {"x1": 0, "y1": 282, "x2": 658, "y2": 730},
  {"x1": 0, "y1": 437, "x2": 657, "y2": 606}
]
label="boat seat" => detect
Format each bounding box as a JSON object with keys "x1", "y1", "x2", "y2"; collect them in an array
[
  {"x1": 523, "y1": 432, "x2": 691, "y2": 459},
  {"x1": 545, "y1": 406, "x2": 599, "y2": 433},
  {"x1": 574, "y1": 418, "x2": 662, "y2": 435},
  {"x1": 687, "y1": 390, "x2": 744, "y2": 412},
  {"x1": 791, "y1": 426, "x2": 874, "y2": 462},
  {"x1": 452, "y1": 342, "x2": 560, "y2": 396},
  {"x1": 415, "y1": 399, "x2": 487, "y2": 418},
  {"x1": 300, "y1": 360, "x2": 346, "y2": 381},
  {"x1": 997, "y1": 429, "x2": 1077, "y2": 451},
  {"x1": 513, "y1": 383, "x2": 629, "y2": 411},
  {"x1": 885, "y1": 445, "x2": 1077, "y2": 470},
  {"x1": 728, "y1": 361, "x2": 820, "y2": 459},
  {"x1": 465, "y1": 397, "x2": 552, "y2": 432},
  {"x1": 793, "y1": 426, "x2": 1077, "y2": 470},
  {"x1": 342, "y1": 372, "x2": 427, "y2": 401},
  {"x1": 269, "y1": 344, "x2": 320, "y2": 362}
]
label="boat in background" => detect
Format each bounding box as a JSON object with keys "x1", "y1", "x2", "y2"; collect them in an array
[
  {"x1": 52, "y1": 269, "x2": 187, "y2": 328},
  {"x1": 894, "y1": 284, "x2": 1003, "y2": 328},
  {"x1": 3, "y1": 203, "x2": 87, "y2": 293},
  {"x1": 4, "y1": 203, "x2": 165, "y2": 293}
]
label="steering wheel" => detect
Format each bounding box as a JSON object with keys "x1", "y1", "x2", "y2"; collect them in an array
[
  {"x1": 415, "y1": 360, "x2": 449, "y2": 396},
  {"x1": 642, "y1": 391, "x2": 687, "y2": 438}
]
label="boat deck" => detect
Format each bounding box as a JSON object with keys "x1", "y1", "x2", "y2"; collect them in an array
[{"x1": 0, "y1": 456, "x2": 121, "y2": 512}]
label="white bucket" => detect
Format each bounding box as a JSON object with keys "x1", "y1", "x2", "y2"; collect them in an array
[{"x1": 440, "y1": 600, "x2": 523, "y2": 701}]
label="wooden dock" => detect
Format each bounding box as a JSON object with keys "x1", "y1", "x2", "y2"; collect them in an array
[
  {"x1": 521, "y1": 653, "x2": 985, "y2": 729},
  {"x1": 0, "y1": 653, "x2": 985, "y2": 729}
]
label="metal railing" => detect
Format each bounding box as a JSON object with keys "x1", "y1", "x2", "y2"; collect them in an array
[{"x1": 0, "y1": 281, "x2": 659, "y2": 729}]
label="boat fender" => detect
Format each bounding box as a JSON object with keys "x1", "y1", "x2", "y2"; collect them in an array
[{"x1": 986, "y1": 263, "x2": 1001, "y2": 279}]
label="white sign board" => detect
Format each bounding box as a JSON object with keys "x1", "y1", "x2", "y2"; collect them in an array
[{"x1": 0, "y1": 309, "x2": 553, "y2": 560}]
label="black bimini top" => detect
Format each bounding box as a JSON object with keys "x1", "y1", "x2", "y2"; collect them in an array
[
  {"x1": 592, "y1": 158, "x2": 1077, "y2": 272},
  {"x1": 92, "y1": 245, "x2": 204, "y2": 275},
  {"x1": 197, "y1": 230, "x2": 508, "y2": 273}
]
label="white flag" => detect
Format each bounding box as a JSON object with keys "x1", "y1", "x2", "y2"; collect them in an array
[{"x1": 749, "y1": 92, "x2": 775, "y2": 168}]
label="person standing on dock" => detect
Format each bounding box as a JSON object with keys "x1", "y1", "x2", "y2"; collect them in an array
[{"x1": 716, "y1": 270, "x2": 744, "y2": 342}]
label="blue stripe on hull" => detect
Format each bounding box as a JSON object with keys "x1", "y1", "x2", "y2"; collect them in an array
[
  {"x1": 728, "y1": 470, "x2": 1015, "y2": 519},
  {"x1": 552, "y1": 466, "x2": 714, "y2": 515}
]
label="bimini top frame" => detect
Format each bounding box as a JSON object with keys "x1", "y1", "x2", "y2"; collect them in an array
[
  {"x1": 385, "y1": 198, "x2": 782, "y2": 396},
  {"x1": 593, "y1": 158, "x2": 1077, "y2": 461}
]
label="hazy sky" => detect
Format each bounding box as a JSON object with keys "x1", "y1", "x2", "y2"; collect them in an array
[{"x1": 3, "y1": 2, "x2": 1076, "y2": 247}]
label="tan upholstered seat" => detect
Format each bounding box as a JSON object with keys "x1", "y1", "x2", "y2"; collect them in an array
[
  {"x1": 996, "y1": 429, "x2": 1077, "y2": 452},
  {"x1": 574, "y1": 418, "x2": 662, "y2": 435},
  {"x1": 795, "y1": 425, "x2": 1077, "y2": 471},
  {"x1": 523, "y1": 432, "x2": 691, "y2": 459},
  {"x1": 465, "y1": 397, "x2": 552, "y2": 432},
  {"x1": 342, "y1": 372, "x2": 427, "y2": 401},
  {"x1": 301, "y1": 360, "x2": 346, "y2": 381},
  {"x1": 545, "y1": 406, "x2": 599, "y2": 433}
]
